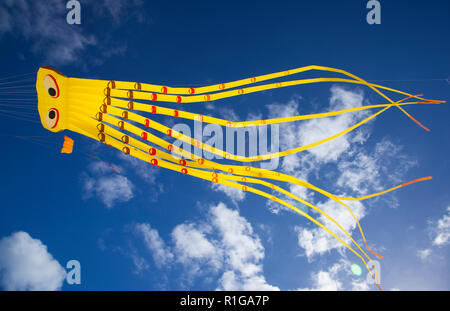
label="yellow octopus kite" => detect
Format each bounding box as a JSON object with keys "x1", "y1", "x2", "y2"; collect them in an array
[{"x1": 36, "y1": 65, "x2": 445, "y2": 290}]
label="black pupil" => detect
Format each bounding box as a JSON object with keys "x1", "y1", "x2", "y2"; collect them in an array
[
  {"x1": 48, "y1": 110, "x2": 56, "y2": 119},
  {"x1": 48, "y1": 88, "x2": 56, "y2": 96}
]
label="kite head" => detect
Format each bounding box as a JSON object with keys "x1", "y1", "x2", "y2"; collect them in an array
[{"x1": 36, "y1": 66, "x2": 69, "y2": 133}]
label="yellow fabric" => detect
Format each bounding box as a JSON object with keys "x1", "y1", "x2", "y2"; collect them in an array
[{"x1": 36, "y1": 65, "x2": 444, "y2": 289}]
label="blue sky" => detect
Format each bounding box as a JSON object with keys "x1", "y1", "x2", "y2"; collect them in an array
[{"x1": 0, "y1": 0, "x2": 448, "y2": 291}]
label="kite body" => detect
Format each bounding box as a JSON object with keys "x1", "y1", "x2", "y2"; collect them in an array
[{"x1": 36, "y1": 65, "x2": 444, "y2": 290}]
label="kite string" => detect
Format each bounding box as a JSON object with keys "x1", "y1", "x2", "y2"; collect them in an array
[
  {"x1": 0, "y1": 72, "x2": 36, "y2": 82},
  {"x1": 87, "y1": 153, "x2": 121, "y2": 174}
]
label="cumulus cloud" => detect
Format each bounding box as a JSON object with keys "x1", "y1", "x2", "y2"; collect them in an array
[
  {"x1": 96, "y1": 176, "x2": 134, "y2": 206},
  {"x1": 172, "y1": 223, "x2": 222, "y2": 271},
  {"x1": 414, "y1": 207, "x2": 450, "y2": 264},
  {"x1": 211, "y1": 203, "x2": 279, "y2": 291},
  {"x1": 292, "y1": 141, "x2": 406, "y2": 258},
  {"x1": 336, "y1": 139, "x2": 416, "y2": 197},
  {"x1": 298, "y1": 259, "x2": 372, "y2": 291},
  {"x1": 0, "y1": 231, "x2": 66, "y2": 291},
  {"x1": 128, "y1": 248, "x2": 150, "y2": 275},
  {"x1": 291, "y1": 142, "x2": 404, "y2": 259},
  {"x1": 300, "y1": 270, "x2": 343, "y2": 291},
  {"x1": 135, "y1": 203, "x2": 278, "y2": 290},
  {"x1": 264, "y1": 86, "x2": 416, "y2": 258},
  {"x1": 266, "y1": 96, "x2": 303, "y2": 171},
  {"x1": 0, "y1": 0, "x2": 146, "y2": 65},
  {"x1": 117, "y1": 152, "x2": 163, "y2": 202},
  {"x1": 431, "y1": 207, "x2": 450, "y2": 247},
  {"x1": 135, "y1": 223, "x2": 173, "y2": 268},
  {"x1": 297, "y1": 86, "x2": 368, "y2": 162},
  {"x1": 336, "y1": 152, "x2": 381, "y2": 195},
  {"x1": 118, "y1": 152, "x2": 159, "y2": 185},
  {"x1": 81, "y1": 145, "x2": 164, "y2": 206},
  {"x1": 298, "y1": 261, "x2": 346, "y2": 291},
  {"x1": 211, "y1": 183, "x2": 246, "y2": 205},
  {"x1": 219, "y1": 271, "x2": 278, "y2": 291},
  {"x1": 83, "y1": 174, "x2": 134, "y2": 208},
  {"x1": 82, "y1": 161, "x2": 134, "y2": 208},
  {"x1": 417, "y1": 248, "x2": 432, "y2": 262},
  {"x1": 263, "y1": 86, "x2": 374, "y2": 214},
  {"x1": 295, "y1": 200, "x2": 366, "y2": 259},
  {"x1": 267, "y1": 86, "x2": 369, "y2": 166},
  {"x1": 0, "y1": 0, "x2": 96, "y2": 64}
]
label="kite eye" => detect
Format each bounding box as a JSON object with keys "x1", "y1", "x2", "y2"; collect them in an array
[
  {"x1": 46, "y1": 108, "x2": 59, "y2": 129},
  {"x1": 44, "y1": 74, "x2": 60, "y2": 98}
]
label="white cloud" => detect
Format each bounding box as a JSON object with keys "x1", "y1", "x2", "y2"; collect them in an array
[
  {"x1": 88, "y1": 160, "x2": 121, "y2": 175},
  {"x1": 172, "y1": 223, "x2": 222, "y2": 270},
  {"x1": 0, "y1": 0, "x2": 146, "y2": 64},
  {"x1": 295, "y1": 200, "x2": 366, "y2": 259},
  {"x1": 298, "y1": 259, "x2": 372, "y2": 291},
  {"x1": 374, "y1": 139, "x2": 417, "y2": 185},
  {"x1": 337, "y1": 152, "x2": 381, "y2": 195},
  {"x1": 83, "y1": 173, "x2": 134, "y2": 208},
  {"x1": 136, "y1": 202, "x2": 278, "y2": 290},
  {"x1": 260, "y1": 86, "x2": 422, "y2": 293},
  {"x1": 211, "y1": 203, "x2": 264, "y2": 276},
  {"x1": 298, "y1": 261, "x2": 345, "y2": 291},
  {"x1": 268, "y1": 86, "x2": 369, "y2": 165},
  {"x1": 263, "y1": 86, "x2": 372, "y2": 214},
  {"x1": 432, "y1": 207, "x2": 450, "y2": 247},
  {"x1": 417, "y1": 248, "x2": 432, "y2": 261},
  {"x1": 351, "y1": 278, "x2": 371, "y2": 291},
  {"x1": 82, "y1": 158, "x2": 136, "y2": 208},
  {"x1": 414, "y1": 206, "x2": 450, "y2": 264},
  {"x1": 128, "y1": 248, "x2": 150, "y2": 275},
  {"x1": 0, "y1": 0, "x2": 96, "y2": 64},
  {"x1": 334, "y1": 138, "x2": 416, "y2": 203},
  {"x1": 118, "y1": 152, "x2": 159, "y2": 185},
  {"x1": 135, "y1": 223, "x2": 173, "y2": 268},
  {"x1": 266, "y1": 96, "x2": 302, "y2": 157},
  {"x1": 211, "y1": 203, "x2": 279, "y2": 291},
  {"x1": 218, "y1": 270, "x2": 278, "y2": 291},
  {"x1": 116, "y1": 152, "x2": 163, "y2": 202},
  {"x1": 297, "y1": 86, "x2": 367, "y2": 162},
  {"x1": 265, "y1": 89, "x2": 415, "y2": 259},
  {"x1": 97, "y1": 175, "x2": 134, "y2": 207},
  {"x1": 0, "y1": 231, "x2": 66, "y2": 291},
  {"x1": 301, "y1": 270, "x2": 343, "y2": 291},
  {"x1": 211, "y1": 183, "x2": 246, "y2": 205}
]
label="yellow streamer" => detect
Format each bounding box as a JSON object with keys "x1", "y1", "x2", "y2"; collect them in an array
[{"x1": 36, "y1": 65, "x2": 445, "y2": 290}]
